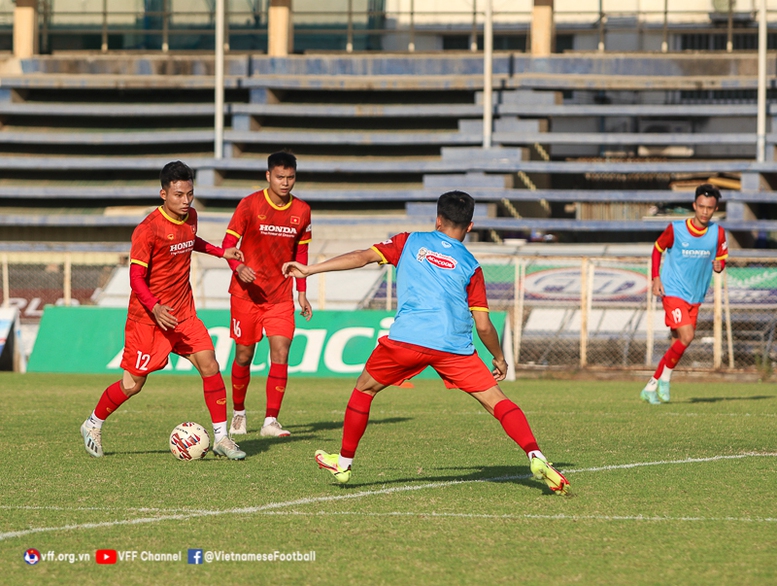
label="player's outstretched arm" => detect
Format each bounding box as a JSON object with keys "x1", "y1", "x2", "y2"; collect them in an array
[
  {"x1": 283, "y1": 248, "x2": 382, "y2": 278},
  {"x1": 193, "y1": 237, "x2": 244, "y2": 262},
  {"x1": 222, "y1": 247, "x2": 244, "y2": 262},
  {"x1": 473, "y1": 311, "x2": 507, "y2": 381}
]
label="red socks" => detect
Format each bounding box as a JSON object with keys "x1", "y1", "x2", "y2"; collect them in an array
[
  {"x1": 265, "y1": 362, "x2": 288, "y2": 418},
  {"x1": 202, "y1": 373, "x2": 227, "y2": 424},
  {"x1": 94, "y1": 381, "x2": 129, "y2": 420},
  {"x1": 493, "y1": 399, "x2": 540, "y2": 455},
  {"x1": 653, "y1": 340, "x2": 687, "y2": 379},
  {"x1": 341, "y1": 389, "x2": 374, "y2": 459},
  {"x1": 231, "y1": 362, "x2": 251, "y2": 411}
]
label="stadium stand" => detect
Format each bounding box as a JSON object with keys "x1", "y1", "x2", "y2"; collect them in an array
[{"x1": 0, "y1": 52, "x2": 776, "y2": 246}]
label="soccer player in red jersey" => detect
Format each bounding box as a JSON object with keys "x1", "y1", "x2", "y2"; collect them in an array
[
  {"x1": 283, "y1": 191, "x2": 569, "y2": 495},
  {"x1": 221, "y1": 151, "x2": 312, "y2": 438},
  {"x1": 640, "y1": 184, "x2": 728, "y2": 404},
  {"x1": 80, "y1": 161, "x2": 247, "y2": 460}
]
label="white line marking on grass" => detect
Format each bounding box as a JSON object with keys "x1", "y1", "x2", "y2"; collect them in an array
[
  {"x1": 2, "y1": 452, "x2": 775, "y2": 542},
  {"x1": 257, "y1": 510, "x2": 777, "y2": 524}
]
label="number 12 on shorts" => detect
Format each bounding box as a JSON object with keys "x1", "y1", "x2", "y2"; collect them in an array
[{"x1": 135, "y1": 351, "x2": 150, "y2": 371}]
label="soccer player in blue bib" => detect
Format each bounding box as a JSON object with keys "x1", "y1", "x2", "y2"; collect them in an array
[
  {"x1": 283, "y1": 191, "x2": 570, "y2": 495},
  {"x1": 641, "y1": 184, "x2": 728, "y2": 404}
]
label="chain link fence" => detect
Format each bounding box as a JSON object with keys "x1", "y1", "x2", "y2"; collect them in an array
[
  {"x1": 3, "y1": 250, "x2": 777, "y2": 375},
  {"x1": 0, "y1": 252, "x2": 126, "y2": 324}
]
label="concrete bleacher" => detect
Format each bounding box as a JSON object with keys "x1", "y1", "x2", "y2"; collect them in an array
[{"x1": 0, "y1": 52, "x2": 776, "y2": 245}]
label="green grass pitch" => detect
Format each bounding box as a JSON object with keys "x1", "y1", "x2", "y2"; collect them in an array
[{"x1": 1, "y1": 372, "x2": 776, "y2": 585}]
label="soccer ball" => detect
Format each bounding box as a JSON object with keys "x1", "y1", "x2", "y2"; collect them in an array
[{"x1": 169, "y1": 422, "x2": 210, "y2": 461}]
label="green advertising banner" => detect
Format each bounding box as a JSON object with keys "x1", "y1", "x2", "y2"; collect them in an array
[{"x1": 28, "y1": 306, "x2": 506, "y2": 378}]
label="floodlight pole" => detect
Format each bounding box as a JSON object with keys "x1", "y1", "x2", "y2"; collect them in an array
[
  {"x1": 215, "y1": 0, "x2": 225, "y2": 160},
  {"x1": 757, "y1": 0, "x2": 767, "y2": 163},
  {"x1": 482, "y1": 0, "x2": 493, "y2": 148}
]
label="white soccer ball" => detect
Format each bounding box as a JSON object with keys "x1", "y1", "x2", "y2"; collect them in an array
[{"x1": 169, "y1": 422, "x2": 211, "y2": 461}]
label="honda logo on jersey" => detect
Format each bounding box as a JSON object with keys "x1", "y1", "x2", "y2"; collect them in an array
[{"x1": 259, "y1": 224, "x2": 298, "y2": 237}]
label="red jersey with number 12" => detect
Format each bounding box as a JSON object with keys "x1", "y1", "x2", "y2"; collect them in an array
[
  {"x1": 127, "y1": 206, "x2": 199, "y2": 326},
  {"x1": 226, "y1": 188, "x2": 312, "y2": 304}
]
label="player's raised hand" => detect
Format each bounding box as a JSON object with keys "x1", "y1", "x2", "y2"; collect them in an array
[
  {"x1": 235, "y1": 264, "x2": 256, "y2": 283},
  {"x1": 491, "y1": 357, "x2": 508, "y2": 381},
  {"x1": 223, "y1": 247, "x2": 244, "y2": 262},
  {"x1": 152, "y1": 303, "x2": 178, "y2": 331},
  {"x1": 283, "y1": 261, "x2": 309, "y2": 278}
]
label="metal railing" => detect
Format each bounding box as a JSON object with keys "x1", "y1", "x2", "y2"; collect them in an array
[
  {"x1": 4, "y1": 249, "x2": 777, "y2": 375},
  {"x1": 0, "y1": 2, "x2": 772, "y2": 54}
]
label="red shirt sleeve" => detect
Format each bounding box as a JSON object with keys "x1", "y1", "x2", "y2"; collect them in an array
[
  {"x1": 221, "y1": 232, "x2": 241, "y2": 272},
  {"x1": 716, "y1": 226, "x2": 728, "y2": 261},
  {"x1": 295, "y1": 242, "x2": 309, "y2": 292},
  {"x1": 371, "y1": 232, "x2": 410, "y2": 266},
  {"x1": 715, "y1": 225, "x2": 728, "y2": 271},
  {"x1": 467, "y1": 267, "x2": 489, "y2": 311},
  {"x1": 652, "y1": 224, "x2": 674, "y2": 278},
  {"x1": 129, "y1": 262, "x2": 159, "y2": 312},
  {"x1": 193, "y1": 236, "x2": 223, "y2": 257},
  {"x1": 129, "y1": 221, "x2": 153, "y2": 268}
]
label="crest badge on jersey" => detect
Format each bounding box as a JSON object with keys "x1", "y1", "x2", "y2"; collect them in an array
[
  {"x1": 290, "y1": 216, "x2": 300, "y2": 225},
  {"x1": 167, "y1": 234, "x2": 174, "y2": 240}
]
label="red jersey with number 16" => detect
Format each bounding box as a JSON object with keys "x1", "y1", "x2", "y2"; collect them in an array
[
  {"x1": 127, "y1": 206, "x2": 199, "y2": 326},
  {"x1": 226, "y1": 188, "x2": 312, "y2": 305}
]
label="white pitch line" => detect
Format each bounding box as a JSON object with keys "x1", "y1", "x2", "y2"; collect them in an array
[
  {"x1": 258, "y1": 510, "x2": 777, "y2": 524},
  {"x1": 2, "y1": 452, "x2": 775, "y2": 542}
]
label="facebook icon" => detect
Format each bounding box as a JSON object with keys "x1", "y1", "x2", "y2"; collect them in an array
[{"x1": 188, "y1": 549, "x2": 203, "y2": 565}]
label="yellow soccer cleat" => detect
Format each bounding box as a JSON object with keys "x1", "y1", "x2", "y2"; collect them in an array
[
  {"x1": 530, "y1": 457, "x2": 570, "y2": 495},
  {"x1": 315, "y1": 449, "x2": 352, "y2": 484}
]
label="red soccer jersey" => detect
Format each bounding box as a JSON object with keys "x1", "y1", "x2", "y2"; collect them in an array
[
  {"x1": 127, "y1": 206, "x2": 199, "y2": 326},
  {"x1": 371, "y1": 232, "x2": 490, "y2": 311},
  {"x1": 226, "y1": 188, "x2": 312, "y2": 304}
]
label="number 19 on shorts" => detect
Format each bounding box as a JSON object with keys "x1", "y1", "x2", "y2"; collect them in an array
[{"x1": 672, "y1": 308, "x2": 683, "y2": 324}]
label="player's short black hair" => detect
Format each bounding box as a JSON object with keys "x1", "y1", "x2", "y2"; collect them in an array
[
  {"x1": 695, "y1": 183, "x2": 721, "y2": 202},
  {"x1": 268, "y1": 151, "x2": 297, "y2": 171},
  {"x1": 437, "y1": 190, "x2": 475, "y2": 228},
  {"x1": 160, "y1": 161, "x2": 194, "y2": 190}
]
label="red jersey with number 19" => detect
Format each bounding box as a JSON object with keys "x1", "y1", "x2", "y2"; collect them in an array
[
  {"x1": 226, "y1": 188, "x2": 312, "y2": 305},
  {"x1": 127, "y1": 206, "x2": 198, "y2": 326}
]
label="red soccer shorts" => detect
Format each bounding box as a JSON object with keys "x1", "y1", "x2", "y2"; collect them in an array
[
  {"x1": 662, "y1": 295, "x2": 700, "y2": 329},
  {"x1": 230, "y1": 296, "x2": 295, "y2": 345},
  {"x1": 120, "y1": 317, "x2": 214, "y2": 376},
  {"x1": 365, "y1": 336, "x2": 498, "y2": 393}
]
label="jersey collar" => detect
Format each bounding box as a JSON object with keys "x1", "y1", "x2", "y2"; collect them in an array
[
  {"x1": 263, "y1": 188, "x2": 293, "y2": 211},
  {"x1": 158, "y1": 205, "x2": 189, "y2": 225},
  {"x1": 686, "y1": 217, "x2": 708, "y2": 236}
]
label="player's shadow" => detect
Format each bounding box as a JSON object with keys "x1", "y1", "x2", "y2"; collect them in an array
[
  {"x1": 227, "y1": 417, "x2": 413, "y2": 457},
  {"x1": 106, "y1": 449, "x2": 171, "y2": 456},
  {"x1": 326, "y1": 463, "x2": 575, "y2": 496},
  {"x1": 686, "y1": 395, "x2": 775, "y2": 403},
  {"x1": 286, "y1": 416, "x2": 412, "y2": 435}
]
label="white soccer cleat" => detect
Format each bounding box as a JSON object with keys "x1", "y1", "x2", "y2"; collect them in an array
[
  {"x1": 213, "y1": 436, "x2": 246, "y2": 460},
  {"x1": 260, "y1": 420, "x2": 291, "y2": 437},
  {"x1": 80, "y1": 421, "x2": 103, "y2": 458},
  {"x1": 229, "y1": 413, "x2": 247, "y2": 435}
]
